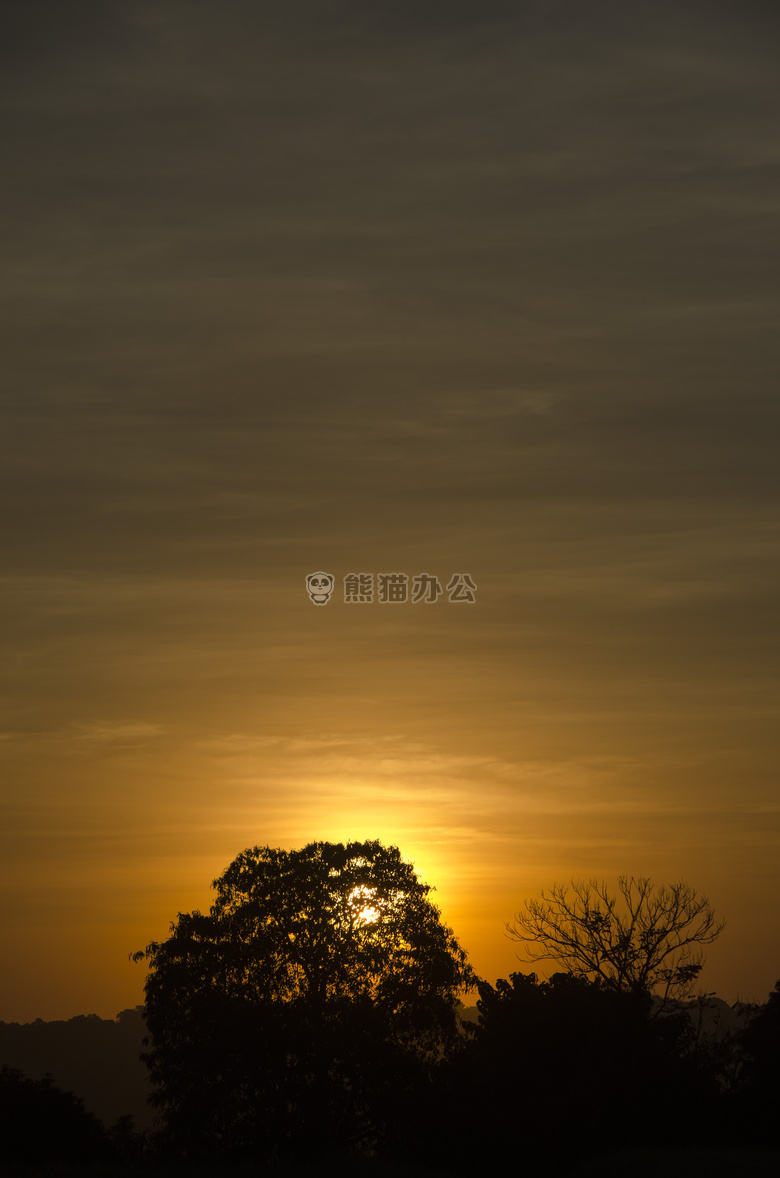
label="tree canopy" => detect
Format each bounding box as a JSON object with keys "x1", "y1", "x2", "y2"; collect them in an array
[
  {"x1": 507, "y1": 876, "x2": 725, "y2": 1006},
  {"x1": 0, "y1": 1067, "x2": 106, "y2": 1167},
  {"x1": 444, "y1": 968, "x2": 720, "y2": 1172},
  {"x1": 133, "y1": 840, "x2": 474, "y2": 1159}
]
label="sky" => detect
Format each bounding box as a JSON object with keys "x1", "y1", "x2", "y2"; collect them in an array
[{"x1": 1, "y1": 0, "x2": 779, "y2": 1023}]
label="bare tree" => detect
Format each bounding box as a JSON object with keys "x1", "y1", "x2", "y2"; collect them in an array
[{"x1": 507, "y1": 876, "x2": 725, "y2": 1009}]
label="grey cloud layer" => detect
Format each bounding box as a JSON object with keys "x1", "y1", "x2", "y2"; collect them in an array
[{"x1": 2, "y1": 1, "x2": 778, "y2": 643}]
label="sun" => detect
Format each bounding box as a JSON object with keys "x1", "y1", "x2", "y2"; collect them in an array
[{"x1": 347, "y1": 884, "x2": 380, "y2": 926}]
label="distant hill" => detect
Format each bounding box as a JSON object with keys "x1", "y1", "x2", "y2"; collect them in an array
[
  {"x1": 654, "y1": 994, "x2": 756, "y2": 1040},
  {"x1": 0, "y1": 1006, "x2": 154, "y2": 1130}
]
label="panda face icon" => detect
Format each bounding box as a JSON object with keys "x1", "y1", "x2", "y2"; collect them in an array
[{"x1": 305, "y1": 572, "x2": 335, "y2": 605}]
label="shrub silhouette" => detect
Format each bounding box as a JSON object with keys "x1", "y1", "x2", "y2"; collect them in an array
[{"x1": 0, "y1": 1065, "x2": 106, "y2": 1166}]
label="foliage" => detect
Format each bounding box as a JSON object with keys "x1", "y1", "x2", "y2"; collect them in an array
[
  {"x1": 0, "y1": 1065, "x2": 106, "y2": 1166},
  {"x1": 133, "y1": 839, "x2": 475, "y2": 1160},
  {"x1": 740, "y1": 978, "x2": 780, "y2": 1088},
  {"x1": 441, "y1": 970, "x2": 720, "y2": 1171},
  {"x1": 732, "y1": 979, "x2": 780, "y2": 1144},
  {"x1": 507, "y1": 876, "x2": 724, "y2": 1007}
]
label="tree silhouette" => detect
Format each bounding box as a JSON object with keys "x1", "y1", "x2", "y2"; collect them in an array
[
  {"x1": 450, "y1": 970, "x2": 719, "y2": 1171},
  {"x1": 734, "y1": 978, "x2": 780, "y2": 1145},
  {"x1": 507, "y1": 876, "x2": 724, "y2": 1008},
  {"x1": 133, "y1": 840, "x2": 474, "y2": 1160},
  {"x1": 0, "y1": 1066, "x2": 106, "y2": 1166}
]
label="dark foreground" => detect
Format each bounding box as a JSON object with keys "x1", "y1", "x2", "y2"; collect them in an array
[{"x1": 5, "y1": 1150, "x2": 780, "y2": 1178}]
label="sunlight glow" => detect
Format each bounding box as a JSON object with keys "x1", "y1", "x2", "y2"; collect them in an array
[{"x1": 347, "y1": 884, "x2": 381, "y2": 926}]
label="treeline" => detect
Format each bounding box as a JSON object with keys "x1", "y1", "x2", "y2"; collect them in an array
[
  {"x1": 0, "y1": 1006, "x2": 152, "y2": 1131},
  {"x1": 448, "y1": 972, "x2": 780, "y2": 1171},
  {"x1": 1, "y1": 975, "x2": 779, "y2": 1173},
  {"x1": 3, "y1": 845, "x2": 780, "y2": 1173}
]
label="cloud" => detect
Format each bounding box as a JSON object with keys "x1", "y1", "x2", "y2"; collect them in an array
[{"x1": 70, "y1": 722, "x2": 165, "y2": 744}]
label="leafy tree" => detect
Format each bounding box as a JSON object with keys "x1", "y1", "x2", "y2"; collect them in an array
[
  {"x1": 0, "y1": 1066, "x2": 106, "y2": 1166},
  {"x1": 448, "y1": 970, "x2": 718, "y2": 1171},
  {"x1": 741, "y1": 978, "x2": 780, "y2": 1088},
  {"x1": 733, "y1": 979, "x2": 780, "y2": 1144},
  {"x1": 133, "y1": 839, "x2": 474, "y2": 1160},
  {"x1": 507, "y1": 876, "x2": 724, "y2": 1007}
]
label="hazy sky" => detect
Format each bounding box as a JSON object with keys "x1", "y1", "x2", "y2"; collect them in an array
[{"x1": 2, "y1": 0, "x2": 779, "y2": 1022}]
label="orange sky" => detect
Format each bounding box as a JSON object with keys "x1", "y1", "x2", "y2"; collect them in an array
[{"x1": 1, "y1": 0, "x2": 779, "y2": 1023}]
